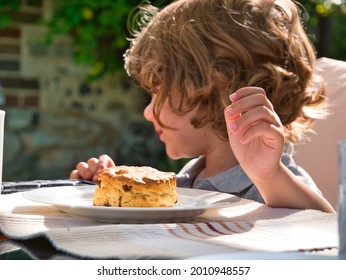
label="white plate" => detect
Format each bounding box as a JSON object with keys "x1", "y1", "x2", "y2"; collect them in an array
[{"x1": 22, "y1": 186, "x2": 240, "y2": 223}]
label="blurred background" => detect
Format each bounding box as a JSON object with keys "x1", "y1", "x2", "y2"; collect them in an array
[{"x1": 0, "y1": 0, "x2": 345, "y2": 182}]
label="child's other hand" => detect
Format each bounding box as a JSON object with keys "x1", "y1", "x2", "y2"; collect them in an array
[
  {"x1": 224, "y1": 87, "x2": 285, "y2": 181},
  {"x1": 69, "y1": 154, "x2": 116, "y2": 182}
]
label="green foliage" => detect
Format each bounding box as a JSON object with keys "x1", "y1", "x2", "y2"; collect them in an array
[
  {"x1": 330, "y1": 7, "x2": 346, "y2": 60},
  {"x1": 44, "y1": 0, "x2": 170, "y2": 80},
  {"x1": 298, "y1": 0, "x2": 346, "y2": 59},
  {"x1": 45, "y1": 0, "x2": 131, "y2": 79},
  {"x1": 299, "y1": 0, "x2": 346, "y2": 14},
  {"x1": 0, "y1": 0, "x2": 20, "y2": 28}
]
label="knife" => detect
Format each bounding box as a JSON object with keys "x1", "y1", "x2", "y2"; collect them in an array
[{"x1": 1, "y1": 179, "x2": 95, "y2": 194}]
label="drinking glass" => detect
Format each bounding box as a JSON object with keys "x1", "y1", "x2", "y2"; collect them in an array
[
  {"x1": 339, "y1": 140, "x2": 346, "y2": 259},
  {"x1": 0, "y1": 110, "x2": 5, "y2": 195}
]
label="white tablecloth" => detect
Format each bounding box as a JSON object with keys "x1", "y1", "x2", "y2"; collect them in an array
[{"x1": 0, "y1": 190, "x2": 338, "y2": 259}]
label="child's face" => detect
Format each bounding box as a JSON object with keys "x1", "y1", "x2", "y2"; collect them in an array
[{"x1": 143, "y1": 93, "x2": 214, "y2": 160}]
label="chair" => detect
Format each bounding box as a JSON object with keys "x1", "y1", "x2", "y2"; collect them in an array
[{"x1": 294, "y1": 57, "x2": 346, "y2": 209}]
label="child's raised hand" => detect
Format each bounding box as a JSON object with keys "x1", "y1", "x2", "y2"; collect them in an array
[
  {"x1": 224, "y1": 87, "x2": 285, "y2": 182},
  {"x1": 69, "y1": 154, "x2": 116, "y2": 182}
]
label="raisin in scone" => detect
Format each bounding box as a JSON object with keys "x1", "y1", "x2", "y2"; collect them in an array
[{"x1": 94, "y1": 166, "x2": 177, "y2": 207}]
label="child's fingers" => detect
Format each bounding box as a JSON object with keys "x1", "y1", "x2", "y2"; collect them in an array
[
  {"x1": 229, "y1": 87, "x2": 266, "y2": 103},
  {"x1": 69, "y1": 169, "x2": 81, "y2": 179},
  {"x1": 98, "y1": 154, "x2": 116, "y2": 168},
  {"x1": 238, "y1": 121, "x2": 284, "y2": 145},
  {"x1": 227, "y1": 89, "x2": 274, "y2": 119},
  {"x1": 69, "y1": 155, "x2": 115, "y2": 181},
  {"x1": 87, "y1": 157, "x2": 100, "y2": 173},
  {"x1": 224, "y1": 104, "x2": 241, "y2": 120},
  {"x1": 227, "y1": 106, "x2": 281, "y2": 136},
  {"x1": 76, "y1": 161, "x2": 94, "y2": 180},
  {"x1": 92, "y1": 155, "x2": 116, "y2": 181}
]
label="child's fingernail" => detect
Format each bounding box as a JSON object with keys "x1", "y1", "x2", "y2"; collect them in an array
[
  {"x1": 225, "y1": 106, "x2": 234, "y2": 117},
  {"x1": 229, "y1": 92, "x2": 237, "y2": 102},
  {"x1": 231, "y1": 123, "x2": 238, "y2": 132}
]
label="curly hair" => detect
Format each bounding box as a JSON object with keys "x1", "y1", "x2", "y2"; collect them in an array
[{"x1": 124, "y1": 0, "x2": 328, "y2": 143}]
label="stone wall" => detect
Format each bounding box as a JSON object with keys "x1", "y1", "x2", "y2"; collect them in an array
[{"x1": 0, "y1": 0, "x2": 181, "y2": 182}]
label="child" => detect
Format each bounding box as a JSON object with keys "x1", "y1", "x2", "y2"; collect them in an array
[{"x1": 70, "y1": 0, "x2": 334, "y2": 213}]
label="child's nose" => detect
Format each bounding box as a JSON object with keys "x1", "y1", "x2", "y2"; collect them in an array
[{"x1": 143, "y1": 99, "x2": 154, "y2": 122}]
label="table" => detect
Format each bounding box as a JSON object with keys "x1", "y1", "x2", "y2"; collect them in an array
[{"x1": 0, "y1": 185, "x2": 339, "y2": 260}]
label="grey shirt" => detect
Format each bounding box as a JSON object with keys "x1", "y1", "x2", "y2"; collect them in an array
[{"x1": 176, "y1": 143, "x2": 320, "y2": 204}]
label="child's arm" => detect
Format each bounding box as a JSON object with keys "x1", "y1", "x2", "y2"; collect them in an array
[
  {"x1": 69, "y1": 154, "x2": 116, "y2": 182},
  {"x1": 224, "y1": 87, "x2": 335, "y2": 213},
  {"x1": 252, "y1": 161, "x2": 335, "y2": 212}
]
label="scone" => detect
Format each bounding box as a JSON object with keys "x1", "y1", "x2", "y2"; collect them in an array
[{"x1": 93, "y1": 166, "x2": 177, "y2": 207}]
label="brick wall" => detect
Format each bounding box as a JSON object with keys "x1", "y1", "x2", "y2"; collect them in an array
[{"x1": 0, "y1": 0, "x2": 42, "y2": 110}]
